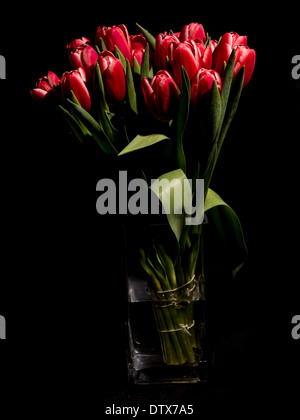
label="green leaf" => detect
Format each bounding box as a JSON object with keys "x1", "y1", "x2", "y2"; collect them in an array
[
  {"x1": 98, "y1": 37, "x2": 107, "y2": 52},
  {"x1": 204, "y1": 188, "x2": 248, "y2": 277},
  {"x1": 118, "y1": 133, "x2": 170, "y2": 156},
  {"x1": 219, "y1": 48, "x2": 235, "y2": 129},
  {"x1": 201, "y1": 83, "x2": 221, "y2": 197},
  {"x1": 176, "y1": 66, "x2": 190, "y2": 173},
  {"x1": 203, "y1": 50, "x2": 237, "y2": 196},
  {"x1": 94, "y1": 62, "x2": 109, "y2": 113},
  {"x1": 205, "y1": 33, "x2": 211, "y2": 47},
  {"x1": 68, "y1": 91, "x2": 92, "y2": 137},
  {"x1": 218, "y1": 66, "x2": 245, "y2": 147},
  {"x1": 140, "y1": 43, "x2": 150, "y2": 79},
  {"x1": 203, "y1": 143, "x2": 218, "y2": 198},
  {"x1": 150, "y1": 169, "x2": 192, "y2": 243},
  {"x1": 125, "y1": 59, "x2": 138, "y2": 114},
  {"x1": 136, "y1": 23, "x2": 156, "y2": 50},
  {"x1": 67, "y1": 99, "x2": 118, "y2": 155},
  {"x1": 59, "y1": 105, "x2": 87, "y2": 144},
  {"x1": 204, "y1": 188, "x2": 227, "y2": 212},
  {"x1": 114, "y1": 45, "x2": 126, "y2": 72},
  {"x1": 210, "y1": 80, "x2": 222, "y2": 142},
  {"x1": 133, "y1": 56, "x2": 141, "y2": 75},
  {"x1": 94, "y1": 63, "x2": 119, "y2": 145}
]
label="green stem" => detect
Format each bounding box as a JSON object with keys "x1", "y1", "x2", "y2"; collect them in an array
[
  {"x1": 153, "y1": 304, "x2": 179, "y2": 365},
  {"x1": 140, "y1": 245, "x2": 198, "y2": 365},
  {"x1": 171, "y1": 306, "x2": 196, "y2": 363},
  {"x1": 154, "y1": 304, "x2": 186, "y2": 364}
]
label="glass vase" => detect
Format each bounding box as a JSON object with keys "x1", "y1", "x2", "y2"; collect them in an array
[{"x1": 126, "y1": 273, "x2": 207, "y2": 384}]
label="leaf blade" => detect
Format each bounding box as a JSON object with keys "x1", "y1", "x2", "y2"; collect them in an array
[
  {"x1": 125, "y1": 59, "x2": 138, "y2": 114},
  {"x1": 204, "y1": 188, "x2": 248, "y2": 277},
  {"x1": 118, "y1": 133, "x2": 170, "y2": 156},
  {"x1": 67, "y1": 99, "x2": 118, "y2": 155},
  {"x1": 136, "y1": 23, "x2": 156, "y2": 50},
  {"x1": 176, "y1": 66, "x2": 190, "y2": 173},
  {"x1": 150, "y1": 169, "x2": 192, "y2": 242}
]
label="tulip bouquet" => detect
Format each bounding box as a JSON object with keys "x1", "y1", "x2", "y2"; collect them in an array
[{"x1": 31, "y1": 22, "x2": 255, "y2": 369}]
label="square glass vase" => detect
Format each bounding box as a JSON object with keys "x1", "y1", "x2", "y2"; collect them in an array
[{"x1": 126, "y1": 274, "x2": 207, "y2": 385}]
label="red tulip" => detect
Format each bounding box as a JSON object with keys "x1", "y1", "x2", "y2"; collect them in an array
[
  {"x1": 233, "y1": 45, "x2": 256, "y2": 87},
  {"x1": 61, "y1": 70, "x2": 91, "y2": 112},
  {"x1": 132, "y1": 49, "x2": 144, "y2": 67},
  {"x1": 66, "y1": 37, "x2": 90, "y2": 54},
  {"x1": 154, "y1": 32, "x2": 179, "y2": 70},
  {"x1": 130, "y1": 34, "x2": 147, "y2": 52},
  {"x1": 230, "y1": 32, "x2": 248, "y2": 48},
  {"x1": 96, "y1": 25, "x2": 132, "y2": 63},
  {"x1": 141, "y1": 70, "x2": 179, "y2": 121},
  {"x1": 98, "y1": 51, "x2": 126, "y2": 103},
  {"x1": 212, "y1": 32, "x2": 254, "y2": 86},
  {"x1": 30, "y1": 71, "x2": 60, "y2": 103},
  {"x1": 191, "y1": 68, "x2": 222, "y2": 108},
  {"x1": 130, "y1": 34, "x2": 151, "y2": 66},
  {"x1": 69, "y1": 44, "x2": 98, "y2": 80},
  {"x1": 194, "y1": 40, "x2": 212, "y2": 69},
  {"x1": 179, "y1": 22, "x2": 206, "y2": 43},
  {"x1": 212, "y1": 33, "x2": 234, "y2": 75},
  {"x1": 169, "y1": 41, "x2": 202, "y2": 87},
  {"x1": 209, "y1": 40, "x2": 218, "y2": 53}
]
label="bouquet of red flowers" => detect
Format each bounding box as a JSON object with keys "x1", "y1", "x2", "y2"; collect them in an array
[{"x1": 31, "y1": 21, "x2": 255, "y2": 372}]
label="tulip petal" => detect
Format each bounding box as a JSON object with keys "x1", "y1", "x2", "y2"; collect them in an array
[
  {"x1": 47, "y1": 71, "x2": 60, "y2": 87},
  {"x1": 30, "y1": 88, "x2": 48, "y2": 102}
]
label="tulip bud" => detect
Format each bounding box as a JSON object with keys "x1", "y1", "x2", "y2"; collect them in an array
[
  {"x1": 69, "y1": 44, "x2": 98, "y2": 80},
  {"x1": 234, "y1": 46, "x2": 256, "y2": 87},
  {"x1": 212, "y1": 33, "x2": 233, "y2": 75},
  {"x1": 96, "y1": 25, "x2": 132, "y2": 63},
  {"x1": 169, "y1": 41, "x2": 202, "y2": 87},
  {"x1": 130, "y1": 34, "x2": 152, "y2": 66},
  {"x1": 179, "y1": 22, "x2": 206, "y2": 43},
  {"x1": 66, "y1": 37, "x2": 91, "y2": 54},
  {"x1": 61, "y1": 70, "x2": 91, "y2": 112},
  {"x1": 154, "y1": 32, "x2": 179, "y2": 70},
  {"x1": 30, "y1": 71, "x2": 60, "y2": 103},
  {"x1": 141, "y1": 70, "x2": 179, "y2": 121},
  {"x1": 230, "y1": 32, "x2": 247, "y2": 48},
  {"x1": 191, "y1": 68, "x2": 222, "y2": 108},
  {"x1": 132, "y1": 49, "x2": 144, "y2": 67},
  {"x1": 194, "y1": 40, "x2": 212, "y2": 69},
  {"x1": 212, "y1": 32, "x2": 255, "y2": 87},
  {"x1": 130, "y1": 34, "x2": 147, "y2": 52},
  {"x1": 209, "y1": 40, "x2": 218, "y2": 53},
  {"x1": 98, "y1": 51, "x2": 126, "y2": 103}
]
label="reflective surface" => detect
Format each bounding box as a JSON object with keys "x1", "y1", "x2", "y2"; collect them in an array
[{"x1": 127, "y1": 275, "x2": 207, "y2": 384}]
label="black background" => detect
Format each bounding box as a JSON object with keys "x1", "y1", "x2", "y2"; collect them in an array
[{"x1": 0, "y1": 3, "x2": 299, "y2": 416}]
